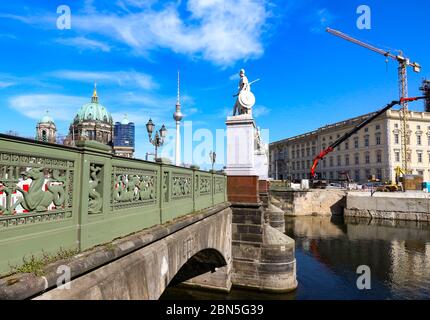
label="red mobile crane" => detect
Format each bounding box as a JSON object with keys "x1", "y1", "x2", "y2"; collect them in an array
[{"x1": 310, "y1": 97, "x2": 426, "y2": 180}]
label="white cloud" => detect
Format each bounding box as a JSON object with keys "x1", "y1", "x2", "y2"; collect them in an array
[
  {"x1": 309, "y1": 8, "x2": 335, "y2": 34},
  {"x1": 55, "y1": 37, "x2": 111, "y2": 52},
  {"x1": 50, "y1": 70, "x2": 157, "y2": 90},
  {"x1": 253, "y1": 105, "x2": 270, "y2": 117},
  {"x1": 0, "y1": 81, "x2": 15, "y2": 89},
  {"x1": 229, "y1": 73, "x2": 240, "y2": 81},
  {"x1": 1, "y1": 1, "x2": 272, "y2": 65},
  {"x1": 9, "y1": 94, "x2": 88, "y2": 121},
  {"x1": 71, "y1": 0, "x2": 270, "y2": 66}
]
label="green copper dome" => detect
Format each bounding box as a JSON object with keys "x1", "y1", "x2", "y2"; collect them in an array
[
  {"x1": 73, "y1": 86, "x2": 113, "y2": 124},
  {"x1": 39, "y1": 111, "x2": 54, "y2": 124}
]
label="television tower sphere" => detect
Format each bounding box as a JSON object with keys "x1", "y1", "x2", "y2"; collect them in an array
[{"x1": 173, "y1": 71, "x2": 183, "y2": 121}]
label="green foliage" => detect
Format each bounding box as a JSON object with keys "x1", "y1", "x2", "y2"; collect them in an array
[{"x1": 10, "y1": 248, "x2": 79, "y2": 276}]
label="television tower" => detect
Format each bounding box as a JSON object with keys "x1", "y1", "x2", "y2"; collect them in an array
[{"x1": 173, "y1": 71, "x2": 183, "y2": 166}]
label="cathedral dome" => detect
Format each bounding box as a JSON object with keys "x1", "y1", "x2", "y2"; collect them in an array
[
  {"x1": 74, "y1": 85, "x2": 113, "y2": 124},
  {"x1": 39, "y1": 111, "x2": 54, "y2": 124}
]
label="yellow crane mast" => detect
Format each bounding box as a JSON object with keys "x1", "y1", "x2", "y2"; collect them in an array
[{"x1": 326, "y1": 28, "x2": 421, "y2": 173}]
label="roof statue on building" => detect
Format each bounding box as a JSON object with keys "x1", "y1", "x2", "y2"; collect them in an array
[{"x1": 232, "y1": 69, "x2": 259, "y2": 116}]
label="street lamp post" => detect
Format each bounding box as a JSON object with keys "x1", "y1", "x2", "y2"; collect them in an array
[
  {"x1": 146, "y1": 118, "x2": 167, "y2": 160},
  {"x1": 209, "y1": 151, "x2": 216, "y2": 172}
]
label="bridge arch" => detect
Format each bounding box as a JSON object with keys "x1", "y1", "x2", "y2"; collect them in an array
[
  {"x1": 34, "y1": 206, "x2": 232, "y2": 300},
  {"x1": 168, "y1": 248, "x2": 227, "y2": 287}
]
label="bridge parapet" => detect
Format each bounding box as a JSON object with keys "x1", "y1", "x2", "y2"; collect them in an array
[{"x1": 0, "y1": 134, "x2": 227, "y2": 275}]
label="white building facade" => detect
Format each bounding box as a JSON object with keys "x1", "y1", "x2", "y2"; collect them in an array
[{"x1": 269, "y1": 109, "x2": 430, "y2": 183}]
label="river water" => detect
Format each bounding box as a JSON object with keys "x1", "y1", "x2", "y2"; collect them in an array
[{"x1": 161, "y1": 216, "x2": 430, "y2": 300}]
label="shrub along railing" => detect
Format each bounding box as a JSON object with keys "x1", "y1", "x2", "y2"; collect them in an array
[{"x1": 0, "y1": 134, "x2": 227, "y2": 275}]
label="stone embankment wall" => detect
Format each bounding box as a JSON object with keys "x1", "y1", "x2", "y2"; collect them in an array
[
  {"x1": 230, "y1": 202, "x2": 297, "y2": 293},
  {"x1": 270, "y1": 190, "x2": 347, "y2": 216},
  {"x1": 345, "y1": 192, "x2": 430, "y2": 222}
]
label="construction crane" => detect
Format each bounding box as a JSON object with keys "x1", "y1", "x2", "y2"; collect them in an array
[
  {"x1": 326, "y1": 27, "x2": 421, "y2": 174},
  {"x1": 310, "y1": 96, "x2": 427, "y2": 181}
]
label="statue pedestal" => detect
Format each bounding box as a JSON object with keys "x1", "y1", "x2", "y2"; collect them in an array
[{"x1": 225, "y1": 114, "x2": 257, "y2": 176}]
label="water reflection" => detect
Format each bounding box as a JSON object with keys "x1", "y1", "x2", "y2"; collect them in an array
[{"x1": 161, "y1": 216, "x2": 430, "y2": 300}]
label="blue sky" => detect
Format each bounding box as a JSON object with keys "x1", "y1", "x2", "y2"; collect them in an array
[{"x1": 0, "y1": 0, "x2": 429, "y2": 167}]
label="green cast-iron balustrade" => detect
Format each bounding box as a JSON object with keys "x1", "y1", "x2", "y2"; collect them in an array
[{"x1": 0, "y1": 134, "x2": 227, "y2": 275}]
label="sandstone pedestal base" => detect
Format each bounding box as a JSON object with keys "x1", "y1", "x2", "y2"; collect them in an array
[{"x1": 231, "y1": 202, "x2": 297, "y2": 293}]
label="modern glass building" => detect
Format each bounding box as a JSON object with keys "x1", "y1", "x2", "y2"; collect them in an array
[{"x1": 113, "y1": 115, "x2": 135, "y2": 158}]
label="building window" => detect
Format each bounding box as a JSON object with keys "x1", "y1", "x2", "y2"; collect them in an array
[
  {"x1": 417, "y1": 170, "x2": 424, "y2": 176},
  {"x1": 302, "y1": 161, "x2": 305, "y2": 170},
  {"x1": 323, "y1": 159, "x2": 327, "y2": 168},
  {"x1": 376, "y1": 135, "x2": 381, "y2": 145},
  {"x1": 312, "y1": 146, "x2": 316, "y2": 155},
  {"x1": 364, "y1": 135, "x2": 369, "y2": 147},
  {"x1": 395, "y1": 151, "x2": 400, "y2": 162},
  {"x1": 292, "y1": 150, "x2": 295, "y2": 159},
  {"x1": 301, "y1": 149, "x2": 305, "y2": 157},
  {"x1": 418, "y1": 152, "x2": 423, "y2": 163},
  {"x1": 394, "y1": 134, "x2": 399, "y2": 144},
  {"x1": 329, "y1": 157, "x2": 334, "y2": 167},
  {"x1": 354, "y1": 138, "x2": 359, "y2": 149},
  {"x1": 394, "y1": 123, "x2": 399, "y2": 129},
  {"x1": 345, "y1": 141, "x2": 349, "y2": 150},
  {"x1": 376, "y1": 151, "x2": 382, "y2": 163},
  {"x1": 306, "y1": 148, "x2": 310, "y2": 157},
  {"x1": 364, "y1": 127, "x2": 368, "y2": 132},
  {"x1": 292, "y1": 162, "x2": 295, "y2": 170},
  {"x1": 417, "y1": 125, "x2": 421, "y2": 130},
  {"x1": 354, "y1": 154, "x2": 359, "y2": 165},
  {"x1": 365, "y1": 153, "x2": 370, "y2": 164},
  {"x1": 337, "y1": 155, "x2": 341, "y2": 166},
  {"x1": 354, "y1": 170, "x2": 360, "y2": 182},
  {"x1": 428, "y1": 135, "x2": 430, "y2": 146},
  {"x1": 376, "y1": 169, "x2": 382, "y2": 180},
  {"x1": 376, "y1": 124, "x2": 380, "y2": 130},
  {"x1": 417, "y1": 135, "x2": 422, "y2": 145},
  {"x1": 345, "y1": 155, "x2": 350, "y2": 166}
]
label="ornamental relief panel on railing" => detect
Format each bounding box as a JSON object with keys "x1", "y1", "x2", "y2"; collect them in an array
[
  {"x1": 0, "y1": 153, "x2": 74, "y2": 228},
  {"x1": 214, "y1": 176, "x2": 225, "y2": 194},
  {"x1": 199, "y1": 176, "x2": 211, "y2": 195},
  {"x1": 111, "y1": 166, "x2": 157, "y2": 210},
  {"x1": 88, "y1": 164, "x2": 103, "y2": 214},
  {"x1": 171, "y1": 174, "x2": 193, "y2": 199}
]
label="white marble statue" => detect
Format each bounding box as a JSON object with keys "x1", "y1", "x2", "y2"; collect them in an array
[{"x1": 232, "y1": 69, "x2": 257, "y2": 116}]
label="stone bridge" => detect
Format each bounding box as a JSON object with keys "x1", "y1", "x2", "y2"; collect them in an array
[{"x1": 0, "y1": 134, "x2": 297, "y2": 299}]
